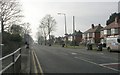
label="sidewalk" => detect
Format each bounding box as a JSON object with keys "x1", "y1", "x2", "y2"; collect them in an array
[{"x1": 20, "y1": 46, "x2": 30, "y2": 74}]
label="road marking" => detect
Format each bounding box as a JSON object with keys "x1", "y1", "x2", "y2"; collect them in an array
[
  {"x1": 99, "y1": 63, "x2": 120, "y2": 66},
  {"x1": 97, "y1": 53, "x2": 104, "y2": 54},
  {"x1": 33, "y1": 50, "x2": 44, "y2": 75},
  {"x1": 74, "y1": 57, "x2": 98, "y2": 65},
  {"x1": 74, "y1": 57, "x2": 120, "y2": 72},
  {"x1": 71, "y1": 52, "x2": 77, "y2": 55},
  {"x1": 99, "y1": 64, "x2": 120, "y2": 72},
  {"x1": 32, "y1": 51, "x2": 38, "y2": 73}
]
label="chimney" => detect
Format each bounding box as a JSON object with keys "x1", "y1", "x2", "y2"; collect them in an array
[
  {"x1": 92, "y1": 24, "x2": 94, "y2": 29},
  {"x1": 98, "y1": 24, "x2": 101, "y2": 26}
]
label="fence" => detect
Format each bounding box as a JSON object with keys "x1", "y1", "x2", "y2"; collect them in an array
[{"x1": 0, "y1": 48, "x2": 21, "y2": 74}]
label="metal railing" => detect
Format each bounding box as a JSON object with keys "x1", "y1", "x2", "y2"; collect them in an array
[{"x1": 0, "y1": 48, "x2": 21, "y2": 74}]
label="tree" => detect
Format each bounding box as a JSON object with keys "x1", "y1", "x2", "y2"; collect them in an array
[
  {"x1": 106, "y1": 13, "x2": 118, "y2": 25},
  {"x1": 22, "y1": 22, "x2": 31, "y2": 34},
  {"x1": 21, "y1": 22, "x2": 31, "y2": 43},
  {"x1": 37, "y1": 31, "x2": 44, "y2": 45},
  {"x1": 38, "y1": 23, "x2": 47, "y2": 45},
  {"x1": 10, "y1": 24, "x2": 23, "y2": 34},
  {"x1": 39, "y1": 14, "x2": 57, "y2": 45},
  {"x1": 0, "y1": 0, "x2": 23, "y2": 32}
]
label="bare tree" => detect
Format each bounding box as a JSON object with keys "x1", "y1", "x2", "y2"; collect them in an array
[
  {"x1": 0, "y1": 0, "x2": 23, "y2": 32},
  {"x1": 22, "y1": 22, "x2": 31, "y2": 34},
  {"x1": 38, "y1": 22, "x2": 47, "y2": 45},
  {"x1": 39, "y1": 14, "x2": 57, "y2": 45}
]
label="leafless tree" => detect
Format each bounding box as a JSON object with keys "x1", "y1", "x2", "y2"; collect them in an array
[
  {"x1": 38, "y1": 21, "x2": 47, "y2": 45},
  {"x1": 39, "y1": 14, "x2": 57, "y2": 45},
  {"x1": 0, "y1": 0, "x2": 23, "y2": 32},
  {"x1": 22, "y1": 22, "x2": 31, "y2": 34}
]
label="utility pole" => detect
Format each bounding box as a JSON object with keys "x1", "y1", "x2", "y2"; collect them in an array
[
  {"x1": 48, "y1": 18, "x2": 51, "y2": 46},
  {"x1": 58, "y1": 13, "x2": 68, "y2": 47},
  {"x1": 73, "y1": 16, "x2": 75, "y2": 47},
  {"x1": 0, "y1": 8, "x2": 2, "y2": 74}
]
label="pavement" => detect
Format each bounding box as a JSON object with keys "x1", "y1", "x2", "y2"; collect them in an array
[{"x1": 20, "y1": 46, "x2": 31, "y2": 74}]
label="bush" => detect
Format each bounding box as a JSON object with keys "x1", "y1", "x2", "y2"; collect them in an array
[
  {"x1": 10, "y1": 34, "x2": 22, "y2": 42},
  {"x1": 2, "y1": 32, "x2": 24, "y2": 56}
]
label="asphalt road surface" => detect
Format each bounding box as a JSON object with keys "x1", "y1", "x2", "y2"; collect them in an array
[{"x1": 32, "y1": 44, "x2": 120, "y2": 74}]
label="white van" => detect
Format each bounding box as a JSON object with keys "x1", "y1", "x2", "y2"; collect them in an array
[{"x1": 106, "y1": 35, "x2": 120, "y2": 52}]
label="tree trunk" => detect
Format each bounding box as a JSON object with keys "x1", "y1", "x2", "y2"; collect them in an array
[{"x1": 1, "y1": 18, "x2": 4, "y2": 33}]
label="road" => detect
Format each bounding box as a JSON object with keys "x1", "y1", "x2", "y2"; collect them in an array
[{"x1": 32, "y1": 44, "x2": 120, "y2": 74}]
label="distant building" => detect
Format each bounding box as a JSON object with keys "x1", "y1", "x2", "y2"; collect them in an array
[
  {"x1": 82, "y1": 24, "x2": 103, "y2": 44},
  {"x1": 73, "y1": 30, "x2": 82, "y2": 45},
  {"x1": 66, "y1": 30, "x2": 82, "y2": 46},
  {"x1": 100, "y1": 13, "x2": 120, "y2": 44},
  {"x1": 54, "y1": 36, "x2": 64, "y2": 45}
]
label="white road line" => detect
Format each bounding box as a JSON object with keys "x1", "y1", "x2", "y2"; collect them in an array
[
  {"x1": 99, "y1": 64, "x2": 120, "y2": 72},
  {"x1": 71, "y1": 52, "x2": 77, "y2": 55},
  {"x1": 74, "y1": 57, "x2": 120, "y2": 72},
  {"x1": 97, "y1": 53, "x2": 104, "y2": 54},
  {"x1": 99, "y1": 63, "x2": 120, "y2": 66},
  {"x1": 33, "y1": 50, "x2": 44, "y2": 75}
]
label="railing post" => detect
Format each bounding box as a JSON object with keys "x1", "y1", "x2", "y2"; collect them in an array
[
  {"x1": 12, "y1": 54, "x2": 15, "y2": 73},
  {"x1": 20, "y1": 48, "x2": 21, "y2": 72}
]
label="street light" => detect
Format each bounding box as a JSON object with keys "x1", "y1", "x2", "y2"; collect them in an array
[
  {"x1": 58, "y1": 13, "x2": 68, "y2": 47},
  {"x1": 57, "y1": 13, "x2": 67, "y2": 35}
]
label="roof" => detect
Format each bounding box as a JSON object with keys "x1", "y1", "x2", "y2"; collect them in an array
[
  {"x1": 101, "y1": 20, "x2": 120, "y2": 30},
  {"x1": 84, "y1": 25, "x2": 103, "y2": 33}
]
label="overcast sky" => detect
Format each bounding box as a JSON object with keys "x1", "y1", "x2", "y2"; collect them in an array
[{"x1": 20, "y1": 0, "x2": 119, "y2": 40}]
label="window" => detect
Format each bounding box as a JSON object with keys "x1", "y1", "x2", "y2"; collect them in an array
[
  {"x1": 104, "y1": 30, "x2": 107, "y2": 35},
  {"x1": 111, "y1": 28, "x2": 118, "y2": 34},
  {"x1": 107, "y1": 29, "x2": 111, "y2": 35}
]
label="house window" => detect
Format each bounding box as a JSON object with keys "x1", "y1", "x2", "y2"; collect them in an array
[
  {"x1": 111, "y1": 28, "x2": 118, "y2": 34},
  {"x1": 107, "y1": 29, "x2": 111, "y2": 35},
  {"x1": 104, "y1": 30, "x2": 107, "y2": 35},
  {"x1": 101, "y1": 31, "x2": 104, "y2": 37},
  {"x1": 83, "y1": 34, "x2": 86, "y2": 38},
  {"x1": 87, "y1": 33, "x2": 92, "y2": 37},
  {"x1": 115, "y1": 28, "x2": 118, "y2": 34},
  {"x1": 93, "y1": 33, "x2": 95, "y2": 37}
]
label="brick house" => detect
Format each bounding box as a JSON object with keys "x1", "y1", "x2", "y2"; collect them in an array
[
  {"x1": 100, "y1": 14, "x2": 120, "y2": 44},
  {"x1": 73, "y1": 30, "x2": 82, "y2": 45},
  {"x1": 66, "y1": 30, "x2": 82, "y2": 46},
  {"x1": 82, "y1": 24, "x2": 103, "y2": 44}
]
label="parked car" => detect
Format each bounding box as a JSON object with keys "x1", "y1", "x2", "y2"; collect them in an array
[{"x1": 106, "y1": 35, "x2": 120, "y2": 52}]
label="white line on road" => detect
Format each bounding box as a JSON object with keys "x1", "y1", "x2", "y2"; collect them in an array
[
  {"x1": 74, "y1": 57, "x2": 120, "y2": 72},
  {"x1": 99, "y1": 63, "x2": 120, "y2": 66},
  {"x1": 71, "y1": 52, "x2": 77, "y2": 55}
]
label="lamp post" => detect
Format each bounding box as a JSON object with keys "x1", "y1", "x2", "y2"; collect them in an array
[
  {"x1": 0, "y1": 8, "x2": 2, "y2": 73},
  {"x1": 58, "y1": 13, "x2": 68, "y2": 47}
]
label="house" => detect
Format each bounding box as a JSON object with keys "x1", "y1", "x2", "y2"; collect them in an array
[
  {"x1": 73, "y1": 30, "x2": 82, "y2": 45},
  {"x1": 67, "y1": 34, "x2": 73, "y2": 42},
  {"x1": 64, "y1": 30, "x2": 82, "y2": 46},
  {"x1": 82, "y1": 24, "x2": 103, "y2": 44},
  {"x1": 100, "y1": 13, "x2": 120, "y2": 44}
]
